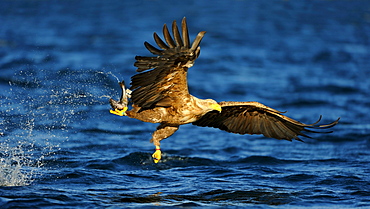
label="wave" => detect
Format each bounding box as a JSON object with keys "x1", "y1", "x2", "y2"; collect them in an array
[{"x1": 95, "y1": 188, "x2": 294, "y2": 206}]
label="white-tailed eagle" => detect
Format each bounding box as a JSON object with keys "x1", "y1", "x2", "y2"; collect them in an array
[{"x1": 110, "y1": 18, "x2": 340, "y2": 163}]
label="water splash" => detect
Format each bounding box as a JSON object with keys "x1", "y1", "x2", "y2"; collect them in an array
[
  {"x1": 0, "y1": 140, "x2": 41, "y2": 186},
  {"x1": 0, "y1": 67, "x2": 120, "y2": 186},
  {"x1": 97, "y1": 70, "x2": 122, "y2": 83},
  {"x1": 0, "y1": 106, "x2": 53, "y2": 186}
]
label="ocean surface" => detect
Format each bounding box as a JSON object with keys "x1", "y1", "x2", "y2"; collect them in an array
[{"x1": 1, "y1": 1, "x2": 370, "y2": 208}]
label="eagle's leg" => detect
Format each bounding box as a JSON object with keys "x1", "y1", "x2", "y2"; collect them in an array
[
  {"x1": 150, "y1": 124, "x2": 179, "y2": 163},
  {"x1": 109, "y1": 105, "x2": 127, "y2": 116},
  {"x1": 109, "y1": 81, "x2": 131, "y2": 116}
]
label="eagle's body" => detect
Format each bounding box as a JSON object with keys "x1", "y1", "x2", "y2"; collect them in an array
[
  {"x1": 127, "y1": 96, "x2": 218, "y2": 125},
  {"x1": 110, "y1": 18, "x2": 339, "y2": 163}
]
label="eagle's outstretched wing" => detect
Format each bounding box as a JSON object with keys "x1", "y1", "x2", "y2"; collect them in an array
[
  {"x1": 193, "y1": 101, "x2": 340, "y2": 141},
  {"x1": 130, "y1": 17, "x2": 206, "y2": 111}
]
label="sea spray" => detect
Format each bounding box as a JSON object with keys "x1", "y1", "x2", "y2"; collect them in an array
[
  {"x1": 0, "y1": 68, "x2": 123, "y2": 186},
  {"x1": 0, "y1": 140, "x2": 41, "y2": 186}
]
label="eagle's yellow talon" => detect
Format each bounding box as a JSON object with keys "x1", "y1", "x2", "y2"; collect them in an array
[
  {"x1": 109, "y1": 107, "x2": 127, "y2": 116},
  {"x1": 152, "y1": 149, "x2": 162, "y2": 163}
]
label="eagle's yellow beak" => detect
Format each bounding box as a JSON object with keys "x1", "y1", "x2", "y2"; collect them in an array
[{"x1": 210, "y1": 103, "x2": 222, "y2": 113}]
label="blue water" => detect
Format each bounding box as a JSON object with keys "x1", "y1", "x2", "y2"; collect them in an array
[{"x1": 1, "y1": 1, "x2": 370, "y2": 208}]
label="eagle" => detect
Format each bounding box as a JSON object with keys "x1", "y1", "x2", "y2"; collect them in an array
[{"x1": 109, "y1": 18, "x2": 340, "y2": 163}]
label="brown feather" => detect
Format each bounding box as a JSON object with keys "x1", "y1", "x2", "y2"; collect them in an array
[
  {"x1": 154, "y1": 32, "x2": 169, "y2": 50},
  {"x1": 144, "y1": 41, "x2": 163, "y2": 56},
  {"x1": 130, "y1": 18, "x2": 206, "y2": 111},
  {"x1": 182, "y1": 17, "x2": 190, "y2": 48},
  {"x1": 172, "y1": 20, "x2": 183, "y2": 47},
  {"x1": 193, "y1": 101, "x2": 340, "y2": 141},
  {"x1": 163, "y1": 24, "x2": 176, "y2": 48}
]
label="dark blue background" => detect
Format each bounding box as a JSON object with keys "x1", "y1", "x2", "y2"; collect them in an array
[{"x1": 1, "y1": 1, "x2": 369, "y2": 208}]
